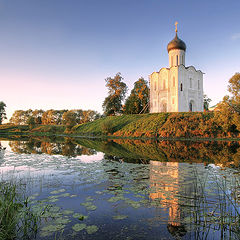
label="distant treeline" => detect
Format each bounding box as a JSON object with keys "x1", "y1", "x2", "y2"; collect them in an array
[{"x1": 9, "y1": 109, "x2": 101, "y2": 125}]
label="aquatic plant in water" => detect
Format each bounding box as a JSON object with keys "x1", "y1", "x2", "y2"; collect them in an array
[{"x1": 0, "y1": 182, "x2": 48, "y2": 240}]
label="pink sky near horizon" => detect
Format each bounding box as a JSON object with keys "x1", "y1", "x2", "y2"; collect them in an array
[{"x1": 1, "y1": 0, "x2": 240, "y2": 122}]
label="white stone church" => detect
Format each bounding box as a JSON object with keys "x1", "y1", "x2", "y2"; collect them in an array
[{"x1": 149, "y1": 23, "x2": 204, "y2": 113}]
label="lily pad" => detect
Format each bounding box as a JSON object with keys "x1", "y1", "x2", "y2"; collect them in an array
[
  {"x1": 55, "y1": 217, "x2": 71, "y2": 224},
  {"x1": 50, "y1": 189, "x2": 66, "y2": 194},
  {"x1": 86, "y1": 196, "x2": 94, "y2": 201},
  {"x1": 70, "y1": 194, "x2": 77, "y2": 198},
  {"x1": 86, "y1": 205, "x2": 97, "y2": 211},
  {"x1": 72, "y1": 223, "x2": 86, "y2": 232},
  {"x1": 41, "y1": 224, "x2": 65, "y2": 232},
  {"x1": 108, "y1": 195, "x2": 125, "y2": 203},
  {"x1": 62, "y1": 210, "x2": 74, "y2": 215},
  {"x1": 86, "y1": 225, "x2": 98, "y2": 234},
  {"x1": 113, "y1": 215, "x2": 128, "y2": 220},
  {"x1": 73, "y1": 213, "x2": 88, "y2": 220},
  {"x1": 49, "y1": 198, "x2": 59, "y2": 203}
]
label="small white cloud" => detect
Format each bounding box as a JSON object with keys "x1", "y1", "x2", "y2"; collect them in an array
[{"x1": 231, "y1": 33, "x2": 240, "y2": 40}]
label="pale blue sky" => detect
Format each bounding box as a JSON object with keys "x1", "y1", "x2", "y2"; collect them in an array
[{"x1": 0, "y1": 0, "x2": 239, "y2": 119}]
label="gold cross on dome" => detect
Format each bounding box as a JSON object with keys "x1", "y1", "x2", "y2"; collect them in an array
[{"x1": 175, "y1": 21, "x2": 178, "y2": 32}]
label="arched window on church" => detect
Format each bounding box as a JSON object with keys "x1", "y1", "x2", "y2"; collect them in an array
[
  {"x1": 173, "y1": 77, "x2": 175, "y2": 87},
  {"x1": 189, "y1": 100, "x2": 194, "y2": 112},
  {"x1": 180, "y1": 83, "x2": 183, "y2": 91},
  {"x1": 154, "y1": 81, "x2": 156, "y2": 91},
  {"x1": 190, "y1": 78, "x2": 192, "y2": 88},
  {"x1": 176, "y1": 55, "x2": 178, "y2": 65},
  {"x1": 171, "y1": 56, "x2": 173, "y2": 66},
  {"x1": 198, "y1": 80, "x2": 200, "y2": 90},
  {"x1": 182, "y1": 55, "x2": 184, "y2": 65}
]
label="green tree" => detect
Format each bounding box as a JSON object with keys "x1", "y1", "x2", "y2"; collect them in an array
[
  {"x1": 124, "y1": 78, "x2": 149, "y2": 114},
  {"x1": 203, "y1": 94, "x2": 212, "y2": 111},
  {"x1": 214, "y1": 73, "x2": 240, "y2": 135},
  {"x1": 9, "y1": 110, "x2": 32, "y2": 125},
  {"x1": 226, "y1": 72, "x2": 240, "y2": 114},
  {"x1": 102, "y1": 73, "x2": 127, "y2": 116},
  {"x1": 0, "y1": 101, "x2": 7, "y2": 124},
  {"x1": 62, "y1": 111, "x2": 77, "y2": 132}
]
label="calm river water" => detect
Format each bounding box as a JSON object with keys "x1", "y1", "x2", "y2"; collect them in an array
[{"x1": 0, "y1": 136, "x2": 240, "y2": 240}]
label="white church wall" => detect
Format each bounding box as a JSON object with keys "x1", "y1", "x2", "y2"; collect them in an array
[
  {"x1": 168, "y1": 67, "x2": 178, "y2": 112},
  {"x1": 158, "y1": 69, "x2": 169, "y2": 112},
  {"x1": 150, "y1": 72, "x2": 159, "y2": 113},
  {"x1": 178, "y1": 66, "x2": 203, "y2": 112},
  {"x1": 168, "y1": 49, "x2": 185, "y2": 67}
]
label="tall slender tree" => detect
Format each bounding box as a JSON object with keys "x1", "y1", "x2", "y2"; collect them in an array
[
  {"x1": 102, "y1": 73, "x2": 127, "y2": 116},
  {"x1": 203, "y1": 94, "x2": 212, "y2": 111},
  {"x1": 0, "y1": 101, "x2": 6, "y2": 124}
]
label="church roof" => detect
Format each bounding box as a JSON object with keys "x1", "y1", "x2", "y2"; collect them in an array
[{"x1": 167, "y1": 33, "x2": 186, "y2": 53}]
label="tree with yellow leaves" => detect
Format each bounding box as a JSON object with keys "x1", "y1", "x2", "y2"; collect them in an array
[
  {"x1": 123, "y1": 78, "x2": 149, "y2": 114},
  {"x1": 102, "y1": 73, "x2": 127, "y2": 116}
]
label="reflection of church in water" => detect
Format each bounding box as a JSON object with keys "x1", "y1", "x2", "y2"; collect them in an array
[
  {"x1": 149, "y1": 161, "x2": 194, "y2": 237},
  {"x1": 149, "y1": 22, "x2": 204, "y2": 113}
]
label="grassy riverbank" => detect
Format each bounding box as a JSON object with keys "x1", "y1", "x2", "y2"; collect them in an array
[
  {"x1": 73, "y1": 112, "x2": 240, "y2": 139},
  {"x1": 1, "y1": 112, "x2": 240, "y2": 139}
]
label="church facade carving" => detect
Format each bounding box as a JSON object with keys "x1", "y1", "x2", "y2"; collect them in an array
[{"x1": 149, "y1": 23, "x2": 204, "y2": 113}]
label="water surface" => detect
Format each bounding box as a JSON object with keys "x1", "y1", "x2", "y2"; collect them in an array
[{"x1": 0, "y1": 137, "x2": 240, "y2": 239}]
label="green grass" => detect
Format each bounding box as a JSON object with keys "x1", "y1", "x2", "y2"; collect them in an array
[
  {"x1": 1, "y1": 112, "x2": 239, "y2": 139},
  {"x1": 31, "y1": 125, "x2": 65, "y2": 134},
  {"x1": 0, "y1": 182, "x2": 44, "y2": 240},
  {"x1": 73, "y1": 113, "x2": 169, "y2": 137},
  {"x1": 73, "y1": 112, "x2": 240, "y2": 139},
  {"x1": 0, "y1": 125, "x2": 29, "y2": 133},
  {"x1": 72, "y1": 115, "x2": 142, "y2": 135}
]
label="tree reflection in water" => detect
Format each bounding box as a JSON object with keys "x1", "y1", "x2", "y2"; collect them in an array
[{"x1": 8, "y1": 137, "x2": 96, "y2": 157}]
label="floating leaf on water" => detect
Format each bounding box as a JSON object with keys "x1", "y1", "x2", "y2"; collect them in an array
[
  {"x1": 95, "y1": 191, "x2": 103, "y2": 194},
  {"x1": 49, "y1": 198, "x2": 59, "y2": 203},
  {"x1": 50, "y1": 206, "x2": 61, "y2": 212},
  {"x1": 40, "y1": 231, "x2": 53, "y2": 237},
  {"x1": 86, "y1": 196, "x2": 94, "y2": 201},
  {"x1": 124, "y1": 199, "x2": 141, "y2": 209},
  {"x1": 72, "y1": 223, "x2": 86, "y2": 232},
  {"x1": 50, "y1": 189, "x2": 66, "y2": 194},
  {"x1": 62, "y1": 210, "x2": 74, "y2": 215},
  {"x1": 55, "y1": 217, "x2": 71, "y2": 225},
  {"x1": 73, "y1": 213, "x2": 88, "y2": 220},
  {"x1": 48, "y1": 195, "x2": 58, "y2": 199},
  {"x1": 108, "y1": 195, "x2": 125, "y2": 203},
  {"x1": 41, "y1": 224, "x2": 65, "y2": 232},
  {"x1": 81, "y1": 202, "x2": 92, "y2": 207},
  {"x1": 59, "y1": 193, "x2": 70, "y2": 198},
  {"x1": 86, "y1": 225, "x2": 98, "y2": 234},
  {"x1": 70, "y1": 194, "x2": 77, "y2": 198},
  {"x1": 140, "y1": 199, "x2": 149, "y2": 205},
  {"x1": 86, "y1": 205, "x2": 97, "y2": 211},
  {"x1": 113, "y1": 215, "x2": 128, "y2": 220}
]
